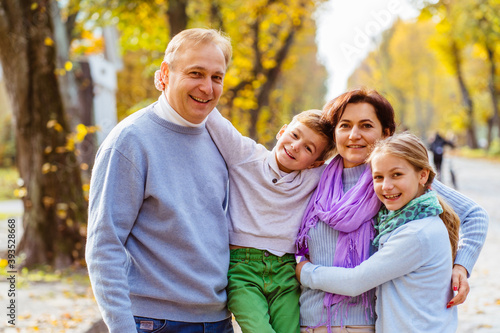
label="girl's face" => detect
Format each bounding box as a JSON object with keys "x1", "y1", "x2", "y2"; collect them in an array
[
  {"x1": 371, "y1": 153, "x2": 430, "y2": 211},
  {"x1": 335, "y1": 103, "x2": 387, "y2": 168}
]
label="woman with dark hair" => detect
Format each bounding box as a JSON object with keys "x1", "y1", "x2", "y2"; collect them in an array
[{"x1": 296, "y1": 88, "x2": 488, "y2": 333}]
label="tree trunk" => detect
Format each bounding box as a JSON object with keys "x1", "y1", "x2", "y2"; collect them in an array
[
  {"x1": 210, "y1": 2, "x2": 224, "y2": 31},
  {"x1": 0, "y1": 0, "x2": 87, "y2": 269},
  {"x1": 451, "y1": 41, "x2": 478, "y2": 149},
  {"x1": 167, "y1": 0, "x2": 188, "y2": 39},
  {"x1": 486, "y1": 44, "x2": 500, "y2": 144}
]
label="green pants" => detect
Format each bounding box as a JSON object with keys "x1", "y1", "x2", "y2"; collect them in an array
[{"x1": 227, "y1": 248, "x2": 300, "y2": 333}]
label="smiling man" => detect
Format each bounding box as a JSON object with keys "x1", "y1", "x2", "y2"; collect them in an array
[{"x1": 86, "y1": 29, "x2": 234, "y2": 333}]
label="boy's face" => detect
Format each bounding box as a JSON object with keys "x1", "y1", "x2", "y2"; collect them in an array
[{"x1": 275, "y1": 122, "x2": 327, "y2": 173}]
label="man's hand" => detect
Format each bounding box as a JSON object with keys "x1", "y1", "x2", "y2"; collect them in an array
[
  {"x1": 296, "y1": 260, "x2": 310, "y2": 283},
  {"x1": 447, "y1": 264, "x2": 470, "y2": 308}
]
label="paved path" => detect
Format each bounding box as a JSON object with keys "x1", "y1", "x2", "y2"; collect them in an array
[
  {"x1": 442, "y1": 156, "x2": 500, "y2": 333},
  {"x1": 0, "y1": 156, "x2": 498, "y2": 332}
]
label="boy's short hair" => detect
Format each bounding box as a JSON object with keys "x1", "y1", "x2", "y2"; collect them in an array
[{"x1": 289, "y1": 109, "x2": 335, "y2": 161}]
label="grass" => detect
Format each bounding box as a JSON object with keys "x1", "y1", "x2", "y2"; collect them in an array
[
  {"x1": 0, "y1": 167, "x2": 19, "y2": 201},
  {"x1": 455, "y1": 147, "x2": 500, "y2": 162},
  {"x1": 0, "y1": 261, "x2": 90, "y2": 288}
]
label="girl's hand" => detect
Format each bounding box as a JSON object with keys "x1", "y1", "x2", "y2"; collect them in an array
[{"x1": 296, "y1": 260, "x2": 311, "y2": 283}]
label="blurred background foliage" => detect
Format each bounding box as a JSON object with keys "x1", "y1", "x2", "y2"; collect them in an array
[
  {"x1": 349, "y1": 0, "x2": 500, "y2": 150},
  {"x1": 73, "y1": 0, "x2": 329, "y2": 145}
]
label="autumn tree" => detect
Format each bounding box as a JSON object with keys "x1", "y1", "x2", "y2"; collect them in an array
[
  {"x1": 349, "y1": 1, "x2": 500, "y2": 148},
  {"x1": 458, "y1": 0, "x2": 500, "y2": 148},
  {"x1": 420, "y1": 0, "x2": 480, "y2": 148},
  {"x1": 348, "y1": 20, "x2": 461, "y2": 138},
  {"x1": 78, "y1": 0, "x2": 328, "y2": 143},
  {"x1": 0, "y1": 0, "x2": 87, "y2": 268}
]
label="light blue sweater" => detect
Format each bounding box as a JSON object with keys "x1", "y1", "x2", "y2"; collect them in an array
[
  {"x1": 301, "y1": 215, "x2": 458, "y2": 333},
  {"x1": 299, "y1": 164, "x2": 489, "y2": 327},
  {"x1": 86, "y1": 105, "x2": 231, "y2": 332}
]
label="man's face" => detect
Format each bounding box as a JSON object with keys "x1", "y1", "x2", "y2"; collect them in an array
[{"x1": 162, "y1": 42, "x2": 226, "y2": 124}]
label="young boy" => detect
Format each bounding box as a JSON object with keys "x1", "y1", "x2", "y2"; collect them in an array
[
  {"x1": 207, "y1": 109, "x2": 335, "y2": 333},
  {"x1": 154, "y1": 76, "x2": 335, "y2": 333}
]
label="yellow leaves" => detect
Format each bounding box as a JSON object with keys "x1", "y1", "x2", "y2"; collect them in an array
[
  {"x1": 17, "y1": 314, "x2": 31, "y2": 321},
  {"x1": 44, "y1": 37, "x2": 54, "y2": 46},
  {"x1": 54, "y1": 61, "x2": 74, "y2": 76},
  {"x1": 66, "y1": 137, "x2": 75, "y2": 151},
  {"x1": 64, "y1": 61, "x2": 73, "y2": 71},
  {"x1": 64, "y1": 124, "x2": 97, "y2": 152},
  {"x1": 14, "y1": 187, "x2": 27, "y2": 198},
  {"x1": 75, "y1": 123, "x2": 88, "y2": 141},
  {"x1": 56, "y1": 203, "x2": 69, "y2": 219},
  {"x1": 0, "y1": 258, "x2": 8, "y2": 268},
  {"x1": 71, "y1": 30, "x2": 105, "y2": 56},
  {"x1": 42, "y1": 196, "x2": 55, "y2": 208},
  {"x1": 42, "y1": 163, "x2": 58, "y2": 174},
  {"x1": 262, "y1": 59, "x2": 277, "y2": 69},
  {"x1": 47, "y1": 120, "x2": 63, "y2": 132},
  {"x1": 233, "y1": 96, "x2": 257, "y2": 110}
]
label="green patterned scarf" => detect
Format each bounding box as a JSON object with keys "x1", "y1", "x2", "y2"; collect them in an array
[{"x1": 373, "y1": 190, "x2": 443, "y2": 247}]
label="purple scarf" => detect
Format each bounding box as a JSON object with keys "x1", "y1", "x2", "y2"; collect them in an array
[{"x1": 296, "y1": 155, "x2": 381, "y2": 327}]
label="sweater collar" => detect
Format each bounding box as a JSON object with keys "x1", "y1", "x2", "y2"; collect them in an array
[{"x1": 154, "y1": 92, "x2": 208, "y2": 128}]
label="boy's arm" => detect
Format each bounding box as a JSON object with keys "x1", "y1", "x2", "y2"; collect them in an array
[{"x1": 206, "y1": 109, "x2": 263, "y2": 165}]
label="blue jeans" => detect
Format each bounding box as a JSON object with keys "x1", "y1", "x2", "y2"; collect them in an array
[{"x1": 134, "y1": 316, "x2": 234, "y2": 333}]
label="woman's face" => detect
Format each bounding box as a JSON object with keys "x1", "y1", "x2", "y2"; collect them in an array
[{"x1": 335, "y1": 102, "x2": 387, "y2": 168}]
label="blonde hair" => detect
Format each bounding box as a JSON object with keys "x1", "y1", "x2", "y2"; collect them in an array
[
  {"x1": 290, "y1": 109, "x2": 335, "y2": 161},
  {"x1": 367, "y1": 132, "x2": 460, "y2": 260},
  {"x1": 164, "y1": 28, "x2": 232, "y2": 68}
]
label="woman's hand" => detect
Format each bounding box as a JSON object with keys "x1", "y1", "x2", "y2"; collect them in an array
[
  {"x1": 296, "y1": 260, "x2": 311, "y2": 283},
  {"x1": 447, "y1": 264, "x2": 470, "y2": 308}
]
